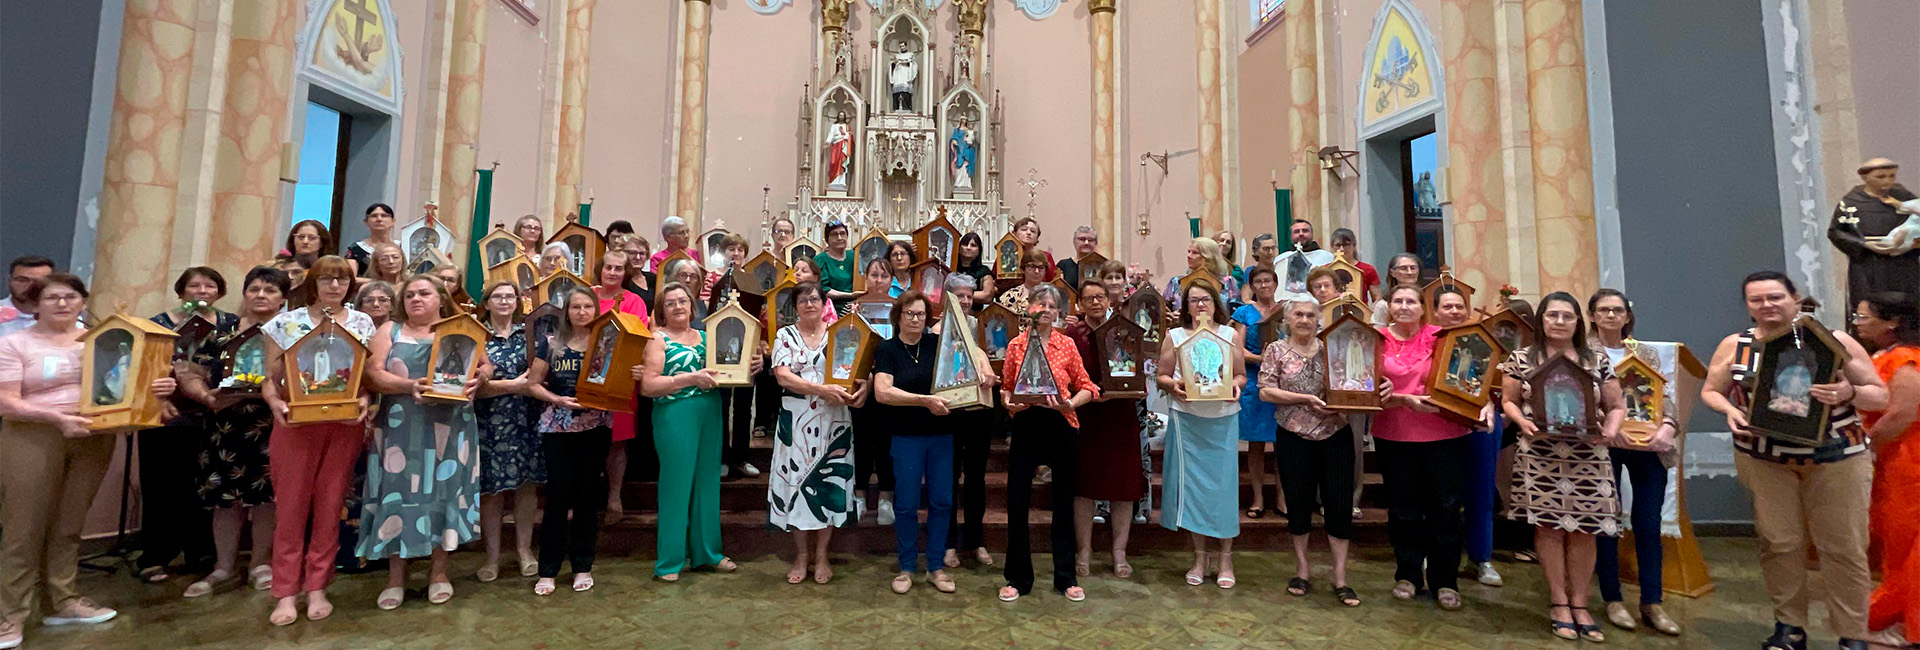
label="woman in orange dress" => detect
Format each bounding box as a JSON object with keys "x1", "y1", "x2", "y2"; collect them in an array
[{"x1": 1857, "y1": 292, "x2": 1920, "y2": 646}]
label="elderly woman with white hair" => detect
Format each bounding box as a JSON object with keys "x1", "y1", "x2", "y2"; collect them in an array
[
  {"x1": 937, "y1": 273, "x2": 1000, "y2": 568},
  {"x1": 998, "y1": 283, "x2": 1101, "y2": 603},
  {"x1": 649, "y1": 216, "x2": 693, "y2": 274},
  {"x1": 539, "y1": 242, "x2": 573, "y2": 279}
]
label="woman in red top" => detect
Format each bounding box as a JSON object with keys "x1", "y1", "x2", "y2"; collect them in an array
[
  {"x1": 1372, "y1": 283, "x2": 1471, "y2": 611},
  {"x1": 998, "y1": 284, "x2": 1098, "y2": 603},
  {"x1": 1857, "y1": 292, "x2": 1920, "y2": 646},
  {"x1": 592, "y1": 250, "x2": 648, "y2": 523}
]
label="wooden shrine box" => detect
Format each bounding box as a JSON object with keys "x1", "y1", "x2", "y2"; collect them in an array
[
  {"x1": 975, "y1": 301, "x2": 1018, "y2": 375},
  {"x1": 1745, "y1": 314, "x2": 1845, "y2": 447},
  {"x1": 698, "y1": 226, "x2": 732, "y2": 266},
  {"x1": 1092, "y1": 314, "x2": 1148, "y2": 399},
  {"x1": 487, "y1": 256, "x2": 539, "y2": 294},
  {"x1": 1007, "y1": 313, "x2": 1061, "y2": 405},
  {"x1": 1526, "y1": 354, "x2": 1598, "y2": 436},
  {"x1": 410, "y1": 246, "x2": 454, "y2": 276},
  {"x1": 655, "y1": 248, "x2": 700, "y2": 280},
  {"x1": 1075, "y1": 251, "x2": 1109, "y2": 289},
  {"x1": 1613, "y1": 343, "x2": 1715, "y2": 598},
  {"x1": 738, "y1": 251, "x2": 787, "y2": 297},
  {"x1": 80, "y1": 313, "x2": 179, "y2": 432},
  {"x1": 1479, "y1": 306, "x2": 1535, "y2": 355},
  {"x1": 577, "y1": 309, "x2": 652, "y2": 412},
  {"x1": 707, "y1": 299, "x2": 762, "y2": 388},
  {"x1": 1176, "y1": 326, "x2": 1235, "y2": 402},
  {"x1": 912, "y1": 259, "x2": 950, "y2": 315},
  {"x1": 1047, "y1": 277, "x2": 1079, "y2": 317},
  {"x1": 1320, "y1": 294, "x2": 1372, "y2": 327},
  {"x1": 1421, "y1": 266, "x2": 1477, "y2": 324},
  {"x1": 931, "y1": 292, "x2": 992, "y2": 409},
  {"x1": 762, "y1": 278, "x2": 798, "y2": 350},
  {"x1": 523, "y1": 303, "x2": 563, "y2": 353},
  {"x1": 282, "y1": 316, "x2": 370, "y2": 424},
  {"x1": 993, "y1": 232, "x2": 1025, "y2": 280},
  {"x1": 170, "y1": 313, "x2": 219, "y2": 364},
  {"x1": 1178, "y1": 267, "x2": 1225, "y2": 301},
  {"x1": 1257, "y1": 306, "x2": 1288, "y2": 353},
  {"x1": 424, "y1": 313, "x2": 489, "y2": 403},
  {"x1": 548, "y1": 218, "x2": 606, "y2": 278},
  {"x1": 1426, "y1": 321, "x2": 1505, "y2": 424},
  {"x1": 1318, "y1": 311, "x2": 1384, "y2": 411},
  {"x1": 214, "y1": 324, "x2": 268, "y2": 397},
  {"x1": 914, "y1": 209, "x2": 961, "y2": 270},
  {"x1": 852, "y1": 290, "x2": 896, "y2": 340},
  {"x1": 1120, "y1": 287, "x2": 1165, "y2": 355},
  {"x1": 534, "y1": 269, "x2": 590, "y2": 309},
  {"x1": 477, "y1": 224, "x2": 523, "y2": 269},
  {"x1": 852, "y1": 228, "x2": 892, "y2": 292},
  {"x1": 1314, "y1": 251, "x2": 1369, "y2": 301},
  {"x1": 1614, "y1": 353, "x2": 1668, "y2": 446},
  {"x1": 783, "y1": 237, "x2": 821, "y2": 268},
  {"x1": 399, "y1": 206, "x2": 454, "y2": 264},
  {"x1": 824, "y1": 309, "x2": 881, "y2": 388}
]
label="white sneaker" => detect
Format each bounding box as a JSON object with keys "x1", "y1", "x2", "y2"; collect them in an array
[
  {"x1": 43, "y1": 598, "x2": 116, "y2": 626},
  {"x1": 1475, "y1": 562, "x2": 1504, "y2": 587},
  {"x1": 876, "y1": 498, "x2": 895, "y2": 526},
  {"x1": 0, "y1": 619, "x2": 20, "y2": 650},
  {"x1": 738, "y1": 463, "x2": 761, "y2": 478},
  {"x1": 854, "y1": 495, "x2": 867, "y2": 521}
]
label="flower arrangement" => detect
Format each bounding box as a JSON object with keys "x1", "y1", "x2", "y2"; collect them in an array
[
  {"x1": 1498, "y1": 284, "x2": 1520, "y2": 303},
  {"x1": 218, "y1": 372, "x2": 265, "y2": 393},
  {"x1": 181, "y1": 299, "x2": 210, "y2": 313}
]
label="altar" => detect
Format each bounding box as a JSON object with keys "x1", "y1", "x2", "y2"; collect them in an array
[{"x1": 772, "y1": 0, "x2": 1011, "y2": 247}]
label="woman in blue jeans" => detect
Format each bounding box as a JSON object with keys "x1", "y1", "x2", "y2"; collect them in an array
[
  {"x1": 1587, "y1": 289, "x2": 1681, "y2": 635},
  {"x1": 872, "y1": 291, "x2": 959, "y2": 595}
]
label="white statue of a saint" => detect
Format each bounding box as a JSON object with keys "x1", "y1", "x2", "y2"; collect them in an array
[
  {"x1": 888, "y1": 42, "x2": 917, "y2": 112},
  {"x1": 824, "y1": 115, "x2": 852, "y2": 191}
]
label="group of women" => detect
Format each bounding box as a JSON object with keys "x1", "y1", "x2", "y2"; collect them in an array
[{"x1": 3, "y1": 207, "x2": 1919, "y2": 650}]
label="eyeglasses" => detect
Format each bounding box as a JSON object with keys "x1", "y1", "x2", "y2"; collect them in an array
[
  {"x1": 39, "y1": 294, "x2": 83, "y2": 305},
  {"x1": 1852, "y1": 312, "x2": 1874, "y2": 322},
  {"x1": 361, "y1": 295, "x2": 393, "y2": 304},
  {"x1": 797, "y1": 294, "x2": 824, "y2": 305},
  {"x1": 314, "y1": 276, "x2": 351, "y2": 287},
  {"x1": 901, "y1": 310, "x2": 928, "y2": 320},
  {"x1": 1594, "y1": 307, "x2": 1628, "y2": 316},
  {"x1": 1543, "y1": 313, "x2": 1579, "y2": 324},
  {"x1": 1023, "y1": 264, "x2": 1046, "y2": 270}
]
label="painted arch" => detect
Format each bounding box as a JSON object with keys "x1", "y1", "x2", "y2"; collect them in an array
[
  {"x1": 297, "y1": 0, "x2": 406, "y2": 117},
  {"x1": 1356, "y1": 0, "x2": 1442, "y2": 138}
]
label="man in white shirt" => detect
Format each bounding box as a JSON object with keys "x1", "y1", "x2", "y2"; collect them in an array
[
  {"x1": 0, "y1": 255, "x2": 55, "y2": 336},
  {"x1": 1271, "y1": 220, "x2": 1333, "y2": 303}
]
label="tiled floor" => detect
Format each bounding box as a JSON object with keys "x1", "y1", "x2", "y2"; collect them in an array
[{"x1": 21, "y1": 538, "x2": 1809, "y2": 649}]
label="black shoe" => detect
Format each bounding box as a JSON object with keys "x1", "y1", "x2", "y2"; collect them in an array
[
  {"x1": 1763, "y1": 622, "x2": 1808, "y2": 650},
  {"x1": 1835, "y1": 639, "x2": 1869, "y2": 650}
]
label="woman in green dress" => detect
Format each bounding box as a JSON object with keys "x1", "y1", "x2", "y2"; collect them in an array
[
  {"x1": 357, "y1": 276, "x2": 486, "y2": 610},
  {"x1": 640, "y1": 281, "x2": 745, "y2": 580}
]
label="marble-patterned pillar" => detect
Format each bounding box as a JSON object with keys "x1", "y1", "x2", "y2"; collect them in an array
[
  {"x1": 1442, "y1": 0, "x2": 1508, "y2": 298},
  {"x1": 93, "y1": 0, "x2": 205, "y2": 316},
  {"x1": 552, "y1": 0, "x2": 596, "y2": 222},
  {"x1": 673, "y1": 0, "x2": 715, "y2": 232},
  {"x1": 1520, "y1": 0, "x2": 1598, "y2": 299},
  {"x1": 205, "y1": 0, "x2": 299, "y2": 280},
  {"x1": 1492, "y1": 0, "x2": 1538, "y2": 299},
  {"x1": 164, "y1": 0, "x2": 233, "y2": 278},
  {"x1": 1286, "y1": 0, "x2": 1322, "y2": 233},
  {"x1": 1192, "y1": 0, "x2": 1227, "y2": 234},
  {"x1": 1805, "y1": 0, "x2": 1859, "y2": 310},
  {"x1": 437, "y1": 0, "x2": 491, "y2": 265},
  {"x1": 1090, "y1": 0, "x2": 1117, "y2": 256}
]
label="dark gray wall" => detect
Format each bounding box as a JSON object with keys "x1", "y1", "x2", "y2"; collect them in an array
[
  {"x1": 0, "y1": 0, "x2": 107, "y2": 270},
  {"x1": 1604, "y1": 0, "x2": 1785, "y2": 524}
]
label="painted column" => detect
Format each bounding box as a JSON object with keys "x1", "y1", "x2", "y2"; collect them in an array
[
  {"x1": 437, "y1": 0, "x2": 491, "y2": 265},
  {"x1": 205, "y1": 0, "x2": 299, "y2": 281},
  {"x1": 1090, "y1": 0, "x2": 1117, "y2": 256},
  {"x1": 1442, "y1": 0, "x2": 1508, "y2": 297},
  {"x1": 673, "y1": 0, "x2": 714, "y2": 232},
  {"x1": 1520, "y1": 0, "x2": 1598, "y2": 298},
  {"x1": 1804, "y1": 0, "x2": 1858, "y2": 313},
  {"x1": 165, "y1": 0, "x2": 234, "y2": 278},
  {"x1": 1492, "y1": 0, "x2": 1538, "y2": 299},
  {"x1": 1192, "y1": 0, "x2": 1227, "y2": 234},
  {"x1": 552, "y1": 0, "x2": 596, "y2": 222},
  {"x1": 93, "y1": 0, "x2": 205, "y2": 316},
  {"x1": 1287, "y1": 0, "x2": 1322, "y2": 233}
]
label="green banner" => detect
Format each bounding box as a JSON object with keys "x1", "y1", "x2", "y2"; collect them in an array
[
  {"x1": 1274, "y1": 188, "x2": 1292, "y2": 238},
  {"x1": 1188, "y1": 216, "x2": 1200, "y2": 238},
  {"x1": 464, "y1": 168, "x2": 494, "y2": 301},
  {"x1": 577, "y1": 201, "x2": 592, "y2": 228}
]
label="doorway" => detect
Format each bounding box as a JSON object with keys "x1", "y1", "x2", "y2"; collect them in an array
[
  {"x1": 291, "y1": 102, "x2": 350, "y2": 239},
  {"x1": 1360, "y1": 113, "x2": 1443, "y2": 281},
  {"x1": 1402, "y1": 131, "x2": 1443, "y2": 283}
]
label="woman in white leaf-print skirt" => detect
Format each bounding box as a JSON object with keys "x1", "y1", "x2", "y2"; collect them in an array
[{"x1": 768, "y1": 282, "x2": 865, "y2": 584}]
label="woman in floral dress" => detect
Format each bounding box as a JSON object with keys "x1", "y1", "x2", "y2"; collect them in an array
[
  {"x1": 474, "y1": 282, "x2": 543, "y2": 582},
  {"x1": 357, "y1": 276, "x2": 485, "y2": 610},
  {"x1": 768, "y1": 281, "x2": 864, "y2": 584}
]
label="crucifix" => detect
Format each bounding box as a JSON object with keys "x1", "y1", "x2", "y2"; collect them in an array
[
  {"x1": 891, "y1": 194, "x2": 908, "y2": 224},
  {"x1": 1016, "y1": 168, "x2": 1048, "y2": 219}
]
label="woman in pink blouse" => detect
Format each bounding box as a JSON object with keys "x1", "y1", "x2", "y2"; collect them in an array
[
  {"x1": 592, "y1": 250, "x2": 648, "y2": 524},
  {"x1": 1373, "y1": 283, "x2": 1470, "y2": 611},
  {"x1": 0, "y1": 274, "x2": 176, "y2": 647}
]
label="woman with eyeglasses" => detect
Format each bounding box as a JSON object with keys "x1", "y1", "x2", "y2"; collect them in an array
[
  {"x1": 1373, "y1": 282, "x2": 1470, "y2": 612},
  {"x1": 355, "y1": 282, "x2": 396, "y2": 329},
  {"x1": 514, "y1": 215, "x2": 545, "y2": 265},
  {"x1": 640, "y1": 282, "x2": 741, "y2": 582},
  {"x1": 1064, "y1": 280, "x2": 1146, "y2": 579},
  {"x1": 592, "y1": 250, "x2": 649, "y2": 522},
  {"x1": 1230, "y1": 265, "x2": 1284, "y2": 520},
  {"x1": 940, "y1": 274, "x2": 998, "y2": 568},
  {"x1": 769, "y1": 282, "x2": 864, "y2": 584},
  {"x1": 1585, "y1": 289, "x2": 1682, "y2": 635},
  {"x1": 1260, "y1": 297, "x2": 1361, "y2": 607},
  {"x1": 873, "y1": 291, "x2": 961, "y2": 594},
  {"x1": 539, "y1": 242, "x2": 572, "y2": 280},
  {"x1": 883, "y1": 241, "x2": 917, "y2": 298},
  {"x1": 259, "y1": 256, "x2": 377, "y2": 626},
  {"x1": 1856, "y1": 292, "x2": 1920, "y2": 647},
  {"x1": 474, "y1": 282, "x2": 543, "y2": 583},
  {"x1": 1372, "y1": 253, "x2": 1422, "y2": 327},
  {"x1": 524, "y1": 288, "x2": 614, "y2": 595},
  {"x1": 995, "y1": 248, "x2": 1053, "y2": 314},
  {"x1": 1157, "y1": 281, "x2": 1246, "y2": 590},
  {"x1": 1163, "y1": 238, "x2": 1239, "y2": 314},
  {"x1": 999, "y1": 284, "x2": 1100, "y2": 603}
]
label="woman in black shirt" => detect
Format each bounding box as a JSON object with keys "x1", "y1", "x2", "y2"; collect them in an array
[{"x1": 873, "y1": 291, "x2": 957, "y2": 595}]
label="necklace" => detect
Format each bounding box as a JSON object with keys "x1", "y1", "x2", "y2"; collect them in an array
[{"x1": 902, "y1": 336, "x2": 924, "y2": 363}]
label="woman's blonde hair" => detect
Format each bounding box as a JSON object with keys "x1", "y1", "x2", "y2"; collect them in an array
[{"x1": 1189, "y1": 237, "x2": 1231, "y2": 279}]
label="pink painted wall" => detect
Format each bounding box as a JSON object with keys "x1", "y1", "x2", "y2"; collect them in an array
[
  {"x1": 387, "y1": 0, "x2": 431, "y2": 218},
  {"x1": 580, "y1": 0, "x2": 677, "y2": 236},
  {"x1": 1324, "y1": 0, "x2": 1446, "y2": 237},
  {"x1": 700, "y1": 3, "x2": 814, "y2": 244},
  {"x1": 994, "y1": 5, "x2": 1094, "y2": 256},
  {"x1": 1847, "y1": 0, "x2": 1920, "y2": 170},
  {"x1": 1235, "y1": 16, "x2": 1291, "y2": 263},
  {"x1": 1114, "y1": 1, "x2": 1205, "y2": 276},
  {"x1": 470, "y1": 1, "x2": 559, "y2": 227}
]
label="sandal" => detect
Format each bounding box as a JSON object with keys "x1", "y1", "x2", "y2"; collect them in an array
[
  {"x1": 306, "y1": 591, "x2": 333, "y2": 621},
  {"x1": 1572, "y1": 607, "x2": 1605, "y2": 643},
  {"x1": 269, "y1": 599, "x2": 298, "y2": 627},
  {"x1": 1436, "y1": 588, "x2": 1462, "y2": 611},
  {"x1": 813, "y1": 561, "x2": 833, "y2": 584},
  {"x1": 714, "y1": 558, "x2": 738, "y2": 573},
  {"x1": 137, "y1": 566, "x2": 170, "y2": 584},
  {"x1": 533, "y1": 579, "x2": 556, "y2": 596},
  {"x1": 376, "y1": 587, "x2": 404, "y2": 611},
  {"x1": 787, "y1": 563, "x2": 808, "y2": 585},
  {"x1": 1335, "y1": 585, "x2": 1361, "y2": 607},
  {"x1": 998, "y1": 585, "x2": 1020, "y2": 602},
  {"x1": 572, "y1": 574, "x2": 594, "y2": 592},
  {"x1": 1064, "y1": 586, "x2": 1086, "y2": 602},
  {"x1": 249, "y1": 565, "x2": 273, "y2": 591},
  {"x1": 927, "y1": 571, "x2": 956, "y2": 594},
  {"x1": 519, "y1": 558, "x2": 539, "y2": 577},
  {"x1": 1185, "y1": 569, "x2": 1206, "y2": 586},
  {"x1": 476, "y1": 564, "x2": 500, "y2": 583},
  {"x1": 1216, "y1": 572, "x2": 1236, "y2": 590},
  {"x1": 1286, "y1": 577, "x2": 1311, "y2": 597},
  {"x1": 1514, "y1": 549, "x2": 1539, "y2": 564},
  {"x1": 1548, "y1": 603, "x2": 1578, "y2": 641},
  {"x1": 1113, "y1": 562, "x2": 1133, "y2": 579},
  {"x1": 974, "y1": 548, "x2": 994, "y2": 566},
  {"x1": 891, "y1": 573, "x2": 912, "y2": 594},
  {"x1": 1391, "y1": 580, "x2": 1417, "y2": 601},
  {"x1": 183, "y1": 570, "x2": 240, "y2": 598},
  {"x1": 1245, "y1": 507, "x2": 1265, "y2": 519},
  {"x1": 427, "y1": 581, "x2": 454, "y2": 605}
]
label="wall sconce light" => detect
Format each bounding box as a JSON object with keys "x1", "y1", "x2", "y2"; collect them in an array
[{"x1": 1316, "y1": 145, "x2": 1359, "y2": 180}]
